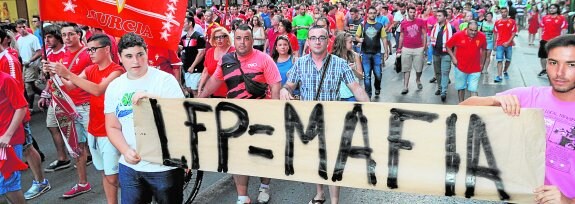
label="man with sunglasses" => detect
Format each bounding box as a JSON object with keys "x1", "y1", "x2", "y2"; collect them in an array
[
  {"x1": 42, "y1": 22, "x2": 94, "y2": 198},
  {"x1": 445, "y1": 21, "x2": 486, "y2": 102},
  {"x1": 48, "y1": 33, "x2": 125, "y2": 203}
]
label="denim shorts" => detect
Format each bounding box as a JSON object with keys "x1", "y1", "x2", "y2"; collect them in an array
[
  {"x1": 495, "y1": 46, "x2": 512, "y2": 62},
  {"x1": 75, "y1": 104, "x2": 90, "y2": 143},
  {"x1": 486, "y1": 40, "x2": 494, "y2": 50},
  {"x1": 454, "y1": 68, "x2": 481, "y2": 92},
  {"x1": 0, "y1": 145, "x2": 23, "y2": 195}
]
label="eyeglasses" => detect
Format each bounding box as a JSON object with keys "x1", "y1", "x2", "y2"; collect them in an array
[
  {"x1": 308, "y1": 36, "x2": 328, "y2": 42},
  {"x1": 86, "y1": 46, "x2": 107, "y2": 53},
  {"x1": 214, "y1": 35, "x2": 228, "y2": 40}
]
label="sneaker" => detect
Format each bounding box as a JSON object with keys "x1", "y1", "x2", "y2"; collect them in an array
[
  {"x1": 417, "y1": 83, "x2": 423, "y2": 90},
  {"x1": 257, "y1": 187, "x2": 270, "y2": 204},
  {"x1": 429, "y1": 77, "x2": 437, "y2": 83},
  {"x1": 62, "y1": 183, "x2": 91, "y2": 198},
  {"x1": 375, "y1": 90, "x2": 380, "y2": 96},
  {"x1": 503, "y1": 72, "x2": 509, "y2": 79},
  {"x1": 44, "y1": 160, "x2": 71, "y2": 172},
  {"x1": 24, "y1": 179, "x2": 51, "y2": 200},
  {"x1": 494, "y1": 76, "x2": 503, "y2": 83},
  {"x1": 441, "y1": 95, "x2": 447, "y2": 102},
  {"x1": 435, "y1": 90, "x2": 440, "y2": 95},
  {"x1": 426, "y1": 61, "x2": 432, "y2": 65},
  {"x1": 401, "y1": 89, "x2": 408, "y2": 95},
  {"x1": 538, "y1": 70, "x2": 547, "y2": 76}
]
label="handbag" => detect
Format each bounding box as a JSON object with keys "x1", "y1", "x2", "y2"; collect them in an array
[
  {"x1": 221, "y1": 52, "x2": 269, "y2": 98},
  {"x1": 395, "y1": 54, "x2": 402, "y2": 73},
  {"x1": 314, "y1": 54, "x2": 332, "y2": 101}
]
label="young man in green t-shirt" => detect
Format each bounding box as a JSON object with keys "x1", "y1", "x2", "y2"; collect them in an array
[{"x1": 292, "y1": 4, "x2": 314, "y2": 56}]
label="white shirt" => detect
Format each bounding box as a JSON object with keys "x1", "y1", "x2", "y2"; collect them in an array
[
  {"x1": 16, "y1": 34, "x2": 41, "y2": 62},
  {"x1": 104, "y1": 68, "x2": 184, "y2": 172}
]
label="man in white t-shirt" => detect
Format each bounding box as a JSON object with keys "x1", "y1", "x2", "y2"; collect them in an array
[
  {"x1": 104, "y1": 33, "x2": 185, "y2": 204},
  {"x1": 15, "y1": 18, "x2": 42, "y2": 111}
]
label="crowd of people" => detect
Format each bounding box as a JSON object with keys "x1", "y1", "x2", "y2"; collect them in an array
[{"x1": 0, "y1": 0, "x2": 574, "y2": 203}]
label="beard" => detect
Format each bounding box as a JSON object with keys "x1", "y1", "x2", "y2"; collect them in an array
[{"x1": 549, "y1": 76, "x2": 575, "y2": 93}]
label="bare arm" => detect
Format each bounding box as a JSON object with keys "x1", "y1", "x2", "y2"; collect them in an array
[
  {"x1": 353, "y1": 53, "x2": 364, "y2": 79},
  {"x1": 459, "y1": 95, "x2": 521, "y2": 116},
  {"x1": 279, "y1": 82, "x2": 297, "y2": 100},
  {"x1": 105, "y1": 113, "x2": 141, "y2": 164},
  {"x1": 397, "y1": 32, "x2": 404, "y2": 52},
  {"x1": 269, "y1": 82, "x2": 281, "y2": 99},
  {"x1": 197, "y1": 68, "x2": 210, "y2": 95},
  {"x1": 67, "y1": 70, "x2": 123, "y2": 96},
  {"x1": 198, "y1": 76, "x2": 224, "y2": 98},
  {"x1": 348, "y1": 82, "x2": 369, "y2": 102},
  {"x1": 187, "y1": 49, "x2": 206, "y2": 73}
]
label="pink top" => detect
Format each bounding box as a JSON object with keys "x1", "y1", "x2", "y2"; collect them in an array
[
  {"x1": 426, "y1": 16, "x2": 437, "y2": 36},
  {"x1": 400, "y1": 18, "x2": 426, "y2": 48},
  {"x1": 498, "y1": 87, "x2": 575, "y2": 199}
]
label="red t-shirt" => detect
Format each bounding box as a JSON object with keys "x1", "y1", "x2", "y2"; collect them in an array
[
  {"x1": 7, "y1": 48, "x2": 18, "y2": 60},
  {"x1": 214, "y1": 50, "x2": 281, "y2": 99},
  {"x1": 494, "y1": 18, "x2": 517, "y2": 46},
  {"x1": 47, "y1": 47, "x2": 67, "y2": 63},
  {"x1": 0, "y1": 72, "x2": 27, "y2": 145},
  {"x1": 204, "y1": 47, "x2": 235, "y2": 97},
  {"x1": 0, "y1": 50, "x2": 29, "y2": 123},
  {"x1": 446, "y1": 31, "x2": 487, "y2": 73},
  {"x1": 147, "y1": 46, "x2": 181, "y2": 78},
  {"x1": 84, "y1": 63, "x2": 125, "y2": 136},
  {"x1": 62, "y1": 47, "x2": 93, "y2": 105},
  {"x1": 400, "y1": 18, "x2": 426, "y2": 48},
  {"x1": 540, "y1": 15, "x2": 566, "y2": 41}
]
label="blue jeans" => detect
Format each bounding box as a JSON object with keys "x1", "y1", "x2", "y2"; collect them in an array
[
  {"x1": 361, "y1": 52, "x2": 382, "y2": 97},
  {"x1": 427, "y1": 41, "x2": 433, "y2": 63},
  {"x1": 119, "y1": 164, "x2": 184, "y2": 204},
  {"x1": 495, "y1": 46, "x2": 512, "y2": 62},
  {"x1": 297, "y1": 39, "x2": 306, "y2": 56},
  {"x1": 433, "y1": 54, "x2": 452, "y2": 95}
]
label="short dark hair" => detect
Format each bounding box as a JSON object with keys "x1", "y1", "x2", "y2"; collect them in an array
[
  {"x1": 118, "y1": 32, "x2": 147, "y2": 54},
  {"x1": 349, "y1": 8, "x2": 358, "y2": 13},
  {"x1": 279, "y1": 19, "x2": 292, "y2": 33},
  {"x1": 15, "y1": 18, "x2": 27, "y2": 25},
  {"x1": 44, "y1": 24, "x2": 63, "y2": 44},
  {"x1": 0, "y1": 29, "x2": 7, "y2": 45},
  {"x1": 408, "y1": 6, "x2": 416, "y2": 12},
  {"x1": 87, "y1": 33, "x2": 111, "y2": 47},
  {"x1": 32, "y1": 15, "x2": 40, "y2": 20},
  {"x1": 308, "y1": 25, "x2": 328, "y2": 36},
  {"x1": 60, "y1": 22, "x2": 83, "y2": 39},
  {"x1": 546, "y1": 34, "x2": 575, "y2": 53},
  {"x1": 436, "y1": 9, "x2": 447, "y2": 17},
  {"x1": 236, "y1": 24, "x2": 253, "y2": 33}
]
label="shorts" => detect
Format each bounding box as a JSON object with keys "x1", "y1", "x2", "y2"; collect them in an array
[
  {"x1": 87, "y1": 134, "x2": 120, "y2": 175},
  {"x1": 454, "y1": 68, "x2": 481, "y2": 92},
  {"x1": 495, "y1": 46, "x2": 513, "y2": 62},
  {"x1": 46, "y1": 105, "x2": 58, "y2": 128},
  {"x1": 24, "y1": 122, "x2": 33, "y2": 148},
  {"x1": 401, "y1": 47, "x2": 425, "y2": 73},
  {"x1": 0, "y1": 144, "x2": 23, "y2": 195},
  {"x1": 23, "y1": 62, "x2": 40, "y2": 82},
  {"x1": 486, "y1": 40, "x2": 494, "y2": 50},
  {"x1": 538, "y1": 40, "x2": 548, "y2": 58},
  {"x1": 184, "y1": 73, "x2": 201, "y2": 90},
  {"x1": 74, "y1": 103, "x2": 90, "y2": 143}
]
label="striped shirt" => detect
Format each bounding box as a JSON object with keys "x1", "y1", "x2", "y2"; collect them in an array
[{"x1": 287, "y1": 54, "x2": 356, "y2": 101}]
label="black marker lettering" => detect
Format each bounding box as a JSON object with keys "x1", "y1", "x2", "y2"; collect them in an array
[
  {"x1": 284, "y1": 103, "x2": 328, "y2": 180},
  {"x1": 149, "y1": 99, "x2": 174, "y2": 166},
  {"x1": 216, "y1": 102, "x2": 249, "y2": 173},
  {"x1": 464, "y1": 114, "x2": 510, "y2": 200},
  {"x1": 387, "y1": 108, "x2": 439, "y2": 189},
  {"x1": 248, "y1": 146, "x2": 274, "y2": 159},
  {"x1": 183, "y1": 101, "x2": 213, "y2": 169},
  {"x1": 332, "y1": 104, "x2": 376, "y2": 185},
  {"x1": 445, "y1": 114, "x2": 460, "y2": 196},
  {"x1": 248, "y1": 124, "x2": 275, "y2": 135}
]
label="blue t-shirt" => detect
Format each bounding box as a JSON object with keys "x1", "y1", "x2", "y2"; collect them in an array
[
  {"x1": 276, "y1": 56, "x2": 294, "y2": 85},
  {"x1": 261, "y1": 13, "x2": 272, "y2": 29},
  {"x1": 34, "y1": 29, "x2": 43, "y2": 46},
  {"x1": 376, "y1": 16, "x2": 390, "y2": 27}
]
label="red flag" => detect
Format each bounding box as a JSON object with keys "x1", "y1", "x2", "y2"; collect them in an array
[
  {"x1": 0, "y1": 147, "x2": 28, "y2": 179},
  {"x1": 39, "y1": 0, "x2": 187, "y2": 51}
]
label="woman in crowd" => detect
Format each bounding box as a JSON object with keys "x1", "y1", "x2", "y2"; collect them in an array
[
  {"x1": 527, "y1": 6, "x2": 540, "y2": 46},
  {"x1": 250, "y1": 15, "x2": 266, "y2": 51},
  {"x1": 271, "y1": 35, "x2": 296, "y2": 85},
  {"x1": 333, "y1": 32, "x2": 363, "y2": 101},
  {"x1": 198, "y1": 27, "x2": 235, "y2": 98},
  {"x1": 480, "y1": 12, "x2": 495, "y2": 73},
  {"x1": 275, "y1": 19, "x2": 300, "y2": 58}
]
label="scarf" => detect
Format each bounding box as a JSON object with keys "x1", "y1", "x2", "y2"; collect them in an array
[
  {"x1": 50, "y1": 75, "x2": 82, "y2": 158},
  {"x1": 431, "y1": 23, "x2": 454, "y2": 52}
]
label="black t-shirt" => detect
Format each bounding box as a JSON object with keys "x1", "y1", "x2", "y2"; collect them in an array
[
  {"x1": 179, "y1": 31, "x2": 206, "y2": 73},
  {"x1": 433, "y1": 24, "x2": 456, "y2": 56}
]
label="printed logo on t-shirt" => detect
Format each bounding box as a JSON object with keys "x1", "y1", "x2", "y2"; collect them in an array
[
  {"x1": 544, "y1": 110, "x2": 575, "y2": 173},
  {"x1": 115, "y1": 92, "x2": 135, "y2": 118}
]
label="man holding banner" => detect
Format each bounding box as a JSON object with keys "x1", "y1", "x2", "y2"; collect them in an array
[
  {"x1": 105, "y1": 33, "x2": 185, "y2": 204},
  {"x1": 199, "y1": 24, "x2": 282, "y2": 204},
  {"x1": 280, "y1": 25, "x2": 369, "y2": 204},
  {"x1": 461, "y1": 34, "x2": 575, "y2": 203}
]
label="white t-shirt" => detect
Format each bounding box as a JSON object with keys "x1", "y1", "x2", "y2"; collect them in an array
[
  {"x1": 393, "y1": 11, "x2": 405, "y2": 33},
  {"x1": 104, "y1": 67, "x2": 184, "y2": 172},
  {"x1": 16, "y1": 34, "x2": 41, "y2": 62}
]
